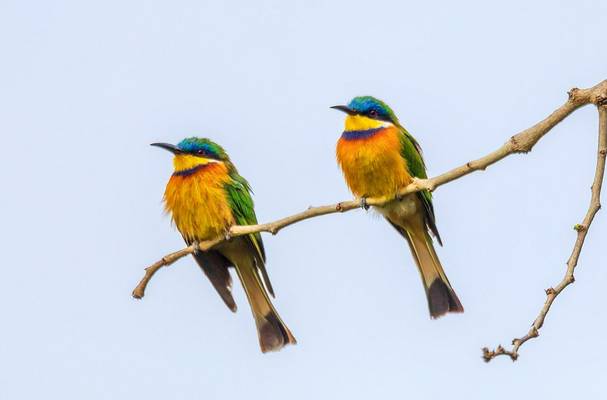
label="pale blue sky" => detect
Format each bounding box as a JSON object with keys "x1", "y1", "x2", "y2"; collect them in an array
[{"x1": 1, "y1": 1, "x2": 606, "y2": 399}]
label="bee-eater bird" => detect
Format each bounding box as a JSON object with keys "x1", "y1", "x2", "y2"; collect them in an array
[
  {"x1": 333, "y1": 97, "x2": 463, "y2": 318},
  {"x1": 151, "y1": 137, "x2": 296, "y2": 352}
]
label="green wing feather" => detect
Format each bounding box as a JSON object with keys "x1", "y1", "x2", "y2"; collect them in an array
[
  {"x1": 224, "y1": 172, "x2": 275, "y2": 296},
  {"x1": 398, "y1": 126, "x2": 443, "y2": 245}
]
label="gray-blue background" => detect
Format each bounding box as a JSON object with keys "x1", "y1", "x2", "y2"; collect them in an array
[{"x1": 1, "y1": 1, "x2": 606, "y2": 398}]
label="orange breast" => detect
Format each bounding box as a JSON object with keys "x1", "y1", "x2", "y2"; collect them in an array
[
  {"x1": 336, "y1": 127, "x2": 412, "y2": 198},
  {"x1": 163, "y1": 163, "x2": 235, "y2": 242}
]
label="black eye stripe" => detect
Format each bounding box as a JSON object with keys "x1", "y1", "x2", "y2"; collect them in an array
[
  {"x1": 192, "y1": 149, "x2": 220, "y2": 160},
  {"x1": 363, "y1": 109, "x2": 392, "y2": 123},
  {"x1": 366, "y1": 109, "x2": 381, "y2": 119}
]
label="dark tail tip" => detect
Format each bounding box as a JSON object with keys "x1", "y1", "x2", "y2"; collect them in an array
[
  {"x1": 258, "y1": 312, "x2": 297, "y2": 353},
  {"x1": 427, "y1": 279, "x2": 464, "y2": 318}
]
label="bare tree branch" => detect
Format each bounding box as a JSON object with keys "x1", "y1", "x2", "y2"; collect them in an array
[
  {"x1": 133, "y1": 81, "x2": 607, "y2": 361},
  {"x1": 483, "y1": 95, "x2": 607, "y2": 362}
]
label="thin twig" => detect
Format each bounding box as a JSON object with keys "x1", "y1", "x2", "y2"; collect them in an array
[
  {"x1": 133, "y1": 82, "x2": 607, "y2": 361},
  {"x1": 483, "y1": 97, "x2": 607, "y2": 362}
]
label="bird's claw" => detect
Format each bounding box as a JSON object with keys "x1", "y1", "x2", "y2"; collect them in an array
[
  {"x1": 223, "y1": 228, "x2": 232, "y2": 241},
  {"x1": 360, "y1": 197, "x2": 370, "y2": 210}
]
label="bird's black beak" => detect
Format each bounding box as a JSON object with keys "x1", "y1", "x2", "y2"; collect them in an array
[
  {"x1": 330, "y1": 105, "x2": 356, "y2": 115},
  {"x1": 150, "y1": 143, "x2": 183, "y2": 154}
]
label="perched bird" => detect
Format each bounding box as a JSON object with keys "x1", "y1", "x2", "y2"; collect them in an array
[
  {"x1": 152, "y1": 137, "x2": 296, "y2": 352},
  {"x1": 333, "y1": 97, "x2": 463, "y2": 318}
]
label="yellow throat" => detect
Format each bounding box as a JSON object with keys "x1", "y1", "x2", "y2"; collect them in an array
[
  {"x1": 172, "y1": 154, "x2": 219, "y2": 172},
  {"x1": 344, "y1": 114, "x2": 392, "y2": 131}
]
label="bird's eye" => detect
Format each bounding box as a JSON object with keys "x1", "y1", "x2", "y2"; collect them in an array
[
  {"x1": 197, "y1": 149, "x2": 205, "y2": 155},
  {"x1": 369, "y1": 109, "x2": 378, "y2": 117}
]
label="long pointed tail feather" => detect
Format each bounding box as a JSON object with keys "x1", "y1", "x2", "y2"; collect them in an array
[
  {"x1": 405, "y1": 227, "x2": 463, "y2": 318},
  {"x1": 235, "y1": 258, "x2": 297, "y2": 352},
  {"x1": 388, "y1": 218, "x2": 463, "y2": 318}
]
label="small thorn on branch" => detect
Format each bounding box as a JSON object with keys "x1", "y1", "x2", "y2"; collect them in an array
[
  {"x1": 545, "y1": 287, "x2": 556, "y2": 295},
  {"x1": 481, "y1": 345, "x2": 519, "y2": 362},
  {"x1": 568, "y1": 87, "x2": 580, "y2": 100},
  {"x1": 509, "y1": 136, "x2": 531, "y2": 153},
  {"x1": 481, "y1": 347, "x2": 494, "y2": 362}
]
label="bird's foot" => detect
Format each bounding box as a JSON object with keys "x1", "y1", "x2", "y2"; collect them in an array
[
  {"x1": 360, "y1": 197, "x2": 370, "y2": 210},
  {"x1": 223, "y1": 228, "x2": 232, "y2": 241}
]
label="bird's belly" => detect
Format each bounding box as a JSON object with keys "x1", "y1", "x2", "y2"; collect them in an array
[
  {"x1": 377, "y1": 194, "x2": 420, "y2": 221},
  {"x1": 346, "y1": 159, "x2": 405, "y2": 197},
  {"x1": 337, "y1": 128, "x2": 412, "y2": 198},
  {"x1": 163, "y1": 170, "x2": 234, "y2": 242}
]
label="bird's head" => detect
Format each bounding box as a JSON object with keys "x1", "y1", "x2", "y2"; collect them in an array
[
  {"x1": 331, "y1": 96, "x2": 399, "y2": 132},
  {"x1": 151, "y1": 137, "x2": 230, "y2": 174}
]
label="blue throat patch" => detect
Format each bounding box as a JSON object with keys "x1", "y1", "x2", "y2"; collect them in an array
[
  {"x1": 173, "y1": 164, "x2": 209, "y2": 177},
  {"x1": 341, "y1": 127, "x2": 383, "y2": 140}
]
